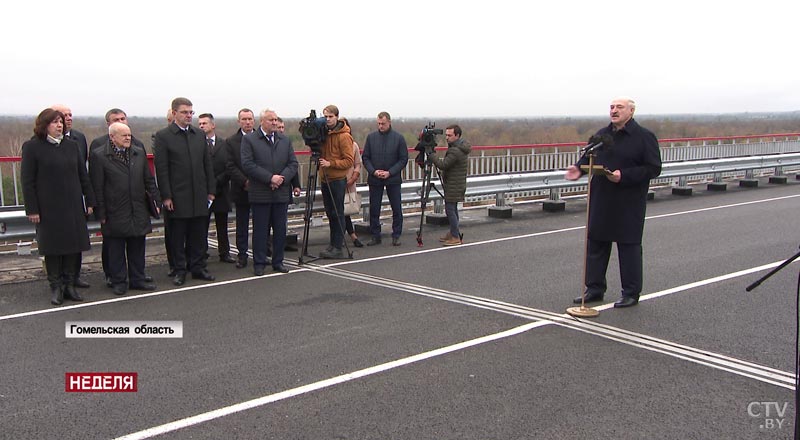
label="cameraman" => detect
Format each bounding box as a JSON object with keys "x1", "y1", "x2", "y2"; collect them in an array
[
  {"x1": 434, "y1": 125, "x2": 471, "y2": 246},
  {"x1": 318, "y1": 105, "x2": 355, "y2": 259}
]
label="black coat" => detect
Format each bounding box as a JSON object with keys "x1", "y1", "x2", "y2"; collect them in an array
[
  {"x1": 89, "y1": 143, "x2": 160, "y2": 238},
  {"x1": 576, "y1": 119, "x2": 662, "y2": 244},
  {"x1": 241, "y1": 129, "x2": 298, "y2": 204},
  {"x1": 153, "y1": 123, "x2": 215, "y2": 218},
  {"x1": 208, "y1": 135, "x2": 231, "y2": 213},
  {"x1": 21, "y1": 137, "x2": 95, "y2": 255},
  {"x1": 225, "y1": 129, "x2": 249, "y2": 206},
  {"x1": 65, "y1": 129, "x2": 88, "y2": 166},
  {"x1": 362, "y1": 128, "x2": 408, "y2": 185}
]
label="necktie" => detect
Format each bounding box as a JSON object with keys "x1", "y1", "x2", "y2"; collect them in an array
[
  {"x1": 207, "y1": 138, "x2": 214, "y2": 151},
  {"x1": 269, "y1": 134, "x2": 275, "y2": 144}
]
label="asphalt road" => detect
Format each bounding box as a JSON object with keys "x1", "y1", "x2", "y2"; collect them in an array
[{"x1": 1, "y1": 176, "x2": 798, "y2": 440}]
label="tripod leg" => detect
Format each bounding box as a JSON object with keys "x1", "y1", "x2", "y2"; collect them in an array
[
  {"x1": 299, "y1": 157, "x2": 320, "y2": 264},
  {"x1": 416, "y1": 162, "x2": 434, "y2": 246}
]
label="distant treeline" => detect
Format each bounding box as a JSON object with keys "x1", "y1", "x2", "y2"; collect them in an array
[{"x1": 1, "y1": 112, "x2": 798, "y2": 157}]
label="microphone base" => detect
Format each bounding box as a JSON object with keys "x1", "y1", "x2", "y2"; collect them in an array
[{"x1": 566, "y1": 306, "x2": 600, "y2": 318}]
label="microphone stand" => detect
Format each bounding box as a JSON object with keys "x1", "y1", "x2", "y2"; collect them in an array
[
  {"x1": 746, "y1": 245, "x2": 800, "y2": 440},
  {"x1": 567, "y1": 148, "x2": 603, "y2": 319}
]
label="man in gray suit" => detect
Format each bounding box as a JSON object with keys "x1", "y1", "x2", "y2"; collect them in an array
[
  {"x1": 153, "y1": 97, "x2": 217, "y2": 286},
  {"x1": 240, "y1": 108, "x2": 298, "y2": 276}
]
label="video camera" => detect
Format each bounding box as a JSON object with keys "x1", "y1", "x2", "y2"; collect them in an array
[
  {"x1": 298, "y1": 109, "x2": 327, "y2": 154},
  {"x1": 414, "y1": 122, "x2": 443, "y2": 167}
]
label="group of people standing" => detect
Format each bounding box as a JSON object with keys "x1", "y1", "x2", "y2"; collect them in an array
[{"x1": 20, "y1": 96, "x2": 506, "y2": 308}]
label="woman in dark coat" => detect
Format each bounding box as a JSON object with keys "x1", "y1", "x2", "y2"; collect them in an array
[
  {"x1": 90, "y1": 122, "x2": 160, "y2": 295},
  {"x1": 22, "y1": 108, "x2": 95, "y2": 305}
]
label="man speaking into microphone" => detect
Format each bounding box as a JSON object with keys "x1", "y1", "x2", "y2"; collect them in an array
[{"x1": 565, "y1": 97, "x2": 662, "y2": 308}]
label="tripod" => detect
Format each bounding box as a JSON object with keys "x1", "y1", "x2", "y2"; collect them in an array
[
  {"x1": 415, "y1": 149, "x2": 443, "y2": 247},
  {"x1": 746, "y1": 245, "x2": 800, "y2": 440},
  {"x1": 298, "y1": 152, "x2": 354, "y2": 264}
]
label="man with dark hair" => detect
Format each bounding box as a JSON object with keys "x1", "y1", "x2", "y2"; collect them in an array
[
  {"x1": 318, "y1": 105, "x2": 354, "y2": 259},
  {"x1": 153, "y1": 97, "x2": 216, "y2": 286},
  {"x1": 434, "y1": 124, "x2": 471, "y2": 246},
  {"x1": 240, "y1": 108, "x2": 298, "y2": 275},
  {"x1": 51, "y1": 104, "x2": 92, "y2": 289},
  {"x1": 198, "y1": 113, "x2": 235, "y2": 264},
  {"x1": 565, "y1": 96, "x2": 662, "y2": 308},
  {"x1": 226, "y1": 108, "x2": 257, "y2": 268},
  {"x1": 90, "y1": 108, "x2": 145, "y2": 153},
  {"x1": 362, "y1": 111, "x2": 408, "y2": 246}
]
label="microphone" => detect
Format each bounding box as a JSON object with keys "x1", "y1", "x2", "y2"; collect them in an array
[{"x1": 581, "y1": 134, "x2": 613, "y2": 154}]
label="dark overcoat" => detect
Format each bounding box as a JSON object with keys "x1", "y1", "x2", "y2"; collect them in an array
[
  {"x1": 65, "y1": 129, "x2": 88, "y2": 166},
  {"x1": 225, "y1": 130, "x2": 249, "y2": 206},
  {"x1": 434, "y1": 137, "x2": 472, "y2": 203},
  {"x1": 21, "y1": 137, "x2": 95, "y2": 255},
  {"x1": 240, "y1": 129, "x2": 298, "y2": 204},
  {"x1": 153, "y1": 123, "x2": 215, "y2": 219},
  {"x1": 208, "y1": 136, "x2": 231, "y2": 213},
  {"x1": 89, "y1": 143, "x2": 160, "y2": 238},
  {"x1": 362, "y1": 128, "x2": 408, "y2": 185},
  {"x1": 576, "y1": 118, "x2": 662, "y2": 244}
]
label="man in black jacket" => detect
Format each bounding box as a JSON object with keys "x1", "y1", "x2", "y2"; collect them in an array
[
  {"x1": 153, "y1": 97, "x2": 216, "y2": 286},
  {"x1": 362, "y1": 111, "x2": 408, "y2": 246},
  {"x1": 199, "y1": 113, "x2": 235, "y2": 264},
  {"x1": 225, "y1": 108, "x2": 257, "y2": 268},
  {"x1": 565, "y1": 97, "x2": 662, "y2": 308},
  {"x1": 90, "y1": 123, "x2": 160, "y2": 294}
]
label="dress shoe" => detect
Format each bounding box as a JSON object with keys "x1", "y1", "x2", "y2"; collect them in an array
[
  {"x1": 192, "y1": 270, "x2": 215, "y2": 281},
  {"x1": 253, "y1": 266, "x2": 265, "y2": 276},
  {"x1": 353, "y1": 238, "x2": 364, "y2": 248},
  {"x1": 105, "y1": 276, "x2": 113, "y2": 288},
  {"x1": 319, "y1": 248, "x2": 345, "y2": 259},
  {"x1": 167, "y1": 269, "x2": 177, "y2": 278},
  {"x1": 50, "y1": 286, "x2": 64, "y2": 305},
  {"x1": 392, "y1": 237, "x2": 401, "y2": 246},
  {"x1": 112, "y1": 285, "x2": 127, "y2": 295},
  {"x1": 614, "y1": 296, "x2": 639, "y2": 308},
  {"x1": 173, "y1": 273, "x2": 186, "y2": 286},
  {"x1": 74, "y1": 278, "x2": 91, "y2": 288},
  {"x1": 64, "y1": 285, "x2": 83, "y2": 301},
  {"x1": 144, "y1": 274, "x2": 154, "y2": 283},
  {"x1": 235, "y1": 258, "x2": 248, "y2": 269},
  {"x1": 366, "y1": 237, "x2": 382, "y2": 246},
  {"x1": 130, "y1": 283, "x2": 157, "y2": 291},
  {"x1": 573, "y1": 291, "x2": 604, "y2": 304},
  {"x1": 220, "y1": 255, "x2": 237, "y2": 264},
  {"x1": 273, "y1": 264, "x2": 290, "y2": 273}
]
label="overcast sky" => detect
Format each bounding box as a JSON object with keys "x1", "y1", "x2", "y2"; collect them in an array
[{"x1": 0, "y1": 0, "x2": 797, "y2": 119}]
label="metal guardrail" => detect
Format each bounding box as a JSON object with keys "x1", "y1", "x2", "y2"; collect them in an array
[{"x1": 3, "y1": 152, "x2": 799, "y2": 248}]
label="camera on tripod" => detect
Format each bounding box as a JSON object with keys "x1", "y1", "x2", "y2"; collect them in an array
[
  {"x1": 414, "y1": 122, "x2": 443, "y2": 166},
  {"x1": 298, "y1": 109, "x2": 327, "y2": 154}
]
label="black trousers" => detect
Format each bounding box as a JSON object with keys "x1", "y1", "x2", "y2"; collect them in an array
[
  {"x1": 106, "y1": 236, "x2": 146, "y2": 287},
  {"x1": 45, "y1": 253, "x2": 80, "y2": 289},
  {"x1": 163, "y1": 208, "x2": 174, "y2": 271},
  {"x1": 585, "y1": 239, "x2": 643, "y2": 298},
  {"x1": 207, "y1": 210, "x2": 231, "y2": 257},
  {"x1": 169, "y1": 216, "x2": 208, "y2": 275}
]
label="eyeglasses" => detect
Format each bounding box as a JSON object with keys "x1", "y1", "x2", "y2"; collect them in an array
[{"x1": 177, "y1": 110, "x2": 195, "y2": 115}]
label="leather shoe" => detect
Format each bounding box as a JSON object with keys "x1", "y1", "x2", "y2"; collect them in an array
[
  {"x1": 366, "y1": 238, "x2": 382, "y2": 246},
  {"x1": 192, "y1": 270, "x2": 215, "y2": 281},
  {"x1": 105, "y1": 276, "x2": 113, "y2": 288},
  {"x1": 614, "y1": 296, "x2": 639, "y2": 308},
  {"x1": 130, "y1": 283, "x2": 157, "y2": 291},
  {"x1": 144, "y1": 274, "x2": 154, "y2": 283},
  {"x1": 173, "y1": 273, "x2": 186, "y2": 286},
  {"x1": 392, "y1": 237, "x2": 401, "y2": 246},
  {"x1": 235, "y1": 258, "x2": 248, "y2": 269},
  {"x1": 112, "y1": 285, "x2": 127, "y2": 295},
  {"x1": 273, "y1": 264, "x2": 290, "y2": 273},
  {"x1": 573, "y1": 291, "x2": 604, "y2": 304},
  {"x1": 353, "y1": 239, "x2": 364, "y2": 248},
  {"x1": 74, "y1": 278, "x2": 91, "y2": 288},
  {"x1": 50, "y1": 286, "x2": 63, "y2": 305},
  {"x1": 253, "y1": 266, "x2": 265, "y2": 276},
  {"x1": 64, "y1": 285, "x2": 83, "y2": 301},
  {"x1": 319, "y1": 248, "x2": 345, "y2": 259},
  {"x1": 167, "y1": 269, "x2": 177, "y2": 278},
  {"x1": 220, "y1": 255, "x2": 237, "y2": 264}
]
